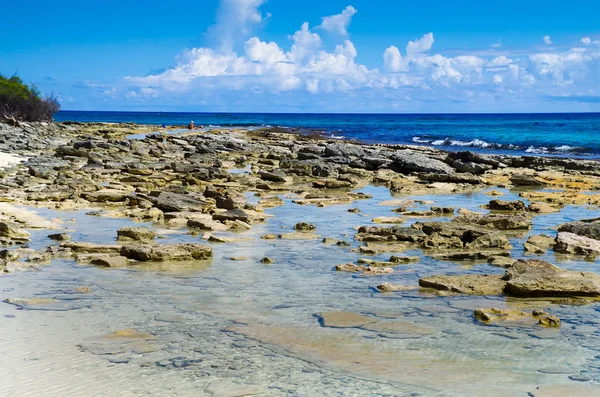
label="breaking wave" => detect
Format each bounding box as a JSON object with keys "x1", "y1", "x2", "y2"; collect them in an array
[{"x1": 412, "y1": 136, "x2": 589, "y2": 155}]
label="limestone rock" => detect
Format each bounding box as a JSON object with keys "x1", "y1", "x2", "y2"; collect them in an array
[
  {"x1": 554, "y1": 232, "x2": 600, "y2": 256},
  {"x1": 0, "y1": 222, "x2": 30, "y2": 241},
  {"x1": 120, "y1": 243, "x2": 213, "y2": 262},
  {"x1": 117, "y1": 226, "x2": 156, "y2": 241},
  {"x1": 419, "y1": 274, "x2": 506, "y2": 295},
  {"x1": 474, "y1": 308, "x2": 560, "y2": 328},
  {"x1": 391, "y1": 150, "x2": 454, "y2": 175},
  {"x1": 91, "y1": 256, "x2": 129, "y2": 268},
  {"x1": 504, "y1": 259, "x2": 600, "y2": 297},
  {"x1": 487, "y1": 199, "x2": 527, "y2": 211},
  {"x1": 84, "y1": 189, "x2": 131, "y2": 202},
  {"x1": 293, "y1": 222, "x2": 316, "y2": 231}
]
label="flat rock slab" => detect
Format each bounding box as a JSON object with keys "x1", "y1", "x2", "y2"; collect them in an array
[
  {"x1": 120, "y1": 243, "x2": 213, "y2": 262},
  {"x1": 504, "y1": 259, "x2": 600, "y2": 297},
  {"x1": 316, "y1": 311, "x2": 377, "y2": 328},
  {"x1": 554, "y1": 232, "x2": 600, "y2": 256},
  {"x1": 359, "y1": 321, "x2": 434, "y2": 335},
  {"x1": 4, "y1": 297, "x2": 90, "y2": 311},
  {"x1": 419, "y1": 274, "x2": 506, "y2": 295},
  {"x1": 62, "y1": 242, "x2": 122, "y2": 254}
]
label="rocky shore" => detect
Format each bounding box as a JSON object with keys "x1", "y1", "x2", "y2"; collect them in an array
[{"x1": 3, "y1": 120, "x2": 600, "y2": 395}]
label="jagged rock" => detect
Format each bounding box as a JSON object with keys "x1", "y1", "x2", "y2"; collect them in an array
[
  {"x1": 487, "y1": 199, "x2": 527, "y2": 212},
  {"x1": 0, "y1": 222, "x2": 30, "y2": 241},
  {"x1": 510, "y1": 174, "x2": 544, "y2": 186},
  {"x1": 487, "y1": 255, "x2": 517, "y2": 268},
  {"x1": 391, "y1": 150, "x2": 454, "y2": 175},
  {"x1": 422, "y1": 233, "x2": 464, "y2": 250},
  {"x1": 260, "y1": 257, "x2": 274, "y2": 264},
  {"x1": 324, "y1": 143, "x2": 365, "y2": 158},
  {"x1": 117, "y1": 226, "x2": 156, "y2": 241},
  {"x1": 48, "y1": 233, "x2": 70, "y2": 241},
  {"x1": 451, "y1": 160, "x2": 492, "y2": 175},
  {"x1": 504, "y1": 259, "x2": 600, "y2": 297},
  {"x1": 474, "y1": 308, "x2": 560, "y2": 328},
  {"x1": 120, "y1": 243, "x2": 213, "y2": 262},
  {"x1": 557, "y1": 218, "x2": 600, "y2": 240},
  {"x1": 419, "y1": 274, "x2": 506, "y2": 295},
  {"x1": 554, "y1": 232, "x2": 600, "y2": 257},
  {"x1": 84, "y1": 189, "x2": 132, "y2": 202},
  {"x1": 335, "y1": 263, "x2": 362, "y2": 272},
  {"x1": 389, "y1": 255, "x2": 420, "y2": 264},
  {"x1": 294, "y1": 222, "x2": 316, "y2": 231},
  {"x1": 525, "y1": 234, "x2": 555, "y2": 254},
  {"x1": 467, "y1": 232, "x2": 512, "y2": 251},
  {"x1": 258, "y1": 169, "x2": 287, "y2": 182},
  {"x1": 212, "y1": 209, "x2": 267, "y2": 224},
  {"x1": 150, "y1": 191, "x2": 212, "y2": 213}
]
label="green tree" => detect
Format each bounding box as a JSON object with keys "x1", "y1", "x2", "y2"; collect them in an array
[{"x1": 0, "y1": 74, "x2": 60, "y2": 123}]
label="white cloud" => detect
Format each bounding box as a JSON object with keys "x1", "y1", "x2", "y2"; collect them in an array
[
  {"x1": 289, "y1": 22, "x2": 322, "y2": 62},
  {"x1": 318, "y1": 6, "x2": 357, "y2": 36},
  {"x1": 119, "y1": 2, "x2": 600, "y2": 111},
  {"x1": 490, "y1": 40, "x2": 502, "y2": 48},
  {"x1": 581, "y1": 37, "x2": 592, "y2": 45},
  {"x1": 383, "y1": 46, "x2": 402, "y2": 72},
  {"x1": 206, "y1": 0, "x2": 267, "y2": 52},
  {"x1": 406, "y1": 33, "x2": 434, "y2": 56},
  {"x1": 543, "y1": 35, "x2": 552, "y2": 45}
]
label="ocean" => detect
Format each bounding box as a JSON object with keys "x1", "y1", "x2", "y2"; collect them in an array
[{"x1": 54, "y1": 111, "x2": 600, "y2": 158}]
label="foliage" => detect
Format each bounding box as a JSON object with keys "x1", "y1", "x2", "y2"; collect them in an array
[{"x1": 0, "y1": 74, "x2": 60, "y2": 123}]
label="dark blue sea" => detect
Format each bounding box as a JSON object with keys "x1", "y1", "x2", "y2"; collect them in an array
[{"x1": 55, "y1": 111, "x2": 600, "y2": 159}]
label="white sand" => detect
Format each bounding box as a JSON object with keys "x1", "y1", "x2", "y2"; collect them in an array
[{"x1": 0, "y1": 151, "x2": 26, "y2": 168}]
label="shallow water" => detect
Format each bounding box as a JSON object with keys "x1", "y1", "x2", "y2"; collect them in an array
[{"x1": 2, "y1": 186, "x2": 600, "y2": 396}]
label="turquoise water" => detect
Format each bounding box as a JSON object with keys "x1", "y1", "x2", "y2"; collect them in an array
[
  {"x1": 3, "y1": 186, "x2": 600, "y2": 396},
  {"x1": 55, "y1": 111, "x2": 600, "y2": 158}
]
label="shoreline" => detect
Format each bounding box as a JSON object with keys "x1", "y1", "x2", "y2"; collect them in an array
[{"x1": 2, "y1": 120, "x2": 600, "y2": 395}]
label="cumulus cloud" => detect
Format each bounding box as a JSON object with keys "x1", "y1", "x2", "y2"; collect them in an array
[
  {"x1": 318, "y1": 6, "x2": 357, "y2": 35},
  {"x1": 543, "y1": 35, "x2": 552, "y2": 45},
  {"x1": 206, "y1": 0, "x2": 268, "y2": 52},
  {"x1": 383, "y1": 46, "x2": 402, "y2": 72},
  {"x1": 406, "y1": 33, "x2": 434, "y2": 56},
  {"x1": 581, "y1": 37, "x2": 592, "y2": 45},
  {"x1": 120, "y1": 1, "x2": 600, "y2": 111}
]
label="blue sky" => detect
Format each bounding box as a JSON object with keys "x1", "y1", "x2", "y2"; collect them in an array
[{"x1": 2, "y1": 0, "x2": 600, "y2": 112}]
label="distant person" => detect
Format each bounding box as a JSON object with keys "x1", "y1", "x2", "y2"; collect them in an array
[
  {"x1": 187, "y1": 121, "x2": 195, "y2": 130},
  {"x1": 162, "y1": 124, "x2": 166, "y2": 128}
]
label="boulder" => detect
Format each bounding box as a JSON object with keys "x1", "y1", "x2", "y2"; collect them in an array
[
  {"x1": 324, "y1": 143, "x2": 365, "y2": 158},
  {"x1": 212, "y1": 209, "x2": 267, "y2": 224},
  {"x1": 120, "y1": 243, "x2": 213, "y2": 262},
  {"x1": 48, "y1": 233, "x2": 70, "y2": 241},
  {"x1": 504, "y1": 259, "x2": 600, "y2": 297},
  {"x1": 466, "y1": 232, "x2": 512, "y2": 251},
  {"x1": 258, "y1": 169, "x2": 287, "y2": 182},
  {"x1": 524, "y1": 234, "x2": 555, "y2": 254},
  {"x1": 294, "y1": 222, "x2": 316, "y2": 231},
  {"x1": 91, "y1": 256, "x2": 129, "y2": 268},
  {"x1": 150, "y1": 192, "x2": 212, "y2": 213},
  {"x1": 117, "y1": 226, "x2": 156, "y2": 241},
  {"x1": 419, "y1": 274, "x2": 506, "y2": 295},
  {"x1": 0, "y1": 222, "x2": 30, "y2": 241},
  {"x1": 487, "y1": 200, "x2": 527, "y2": 212},
  {"x1": 391, "y1": 150, "x2": 454, "y2": 175},
  {"x1": 510, "y1": 174, "x2": 544, "y2": 187},
  {"x1": 557, "y1": 218, "x2": 600, "y2": 240},
  {"x1": 554, "y1": 232, "x2": 600, "y2": 257}
]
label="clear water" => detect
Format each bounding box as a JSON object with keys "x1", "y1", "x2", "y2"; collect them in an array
[
  {"x1": 55, "y1": 111, "x2": 600, "y2": 158},
  {"x1": 3, "y1": 187, "x2": 600, "y2": 396}
]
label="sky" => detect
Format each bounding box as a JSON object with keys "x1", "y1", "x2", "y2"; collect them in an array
[{"x1": 2, "y1": 0, "x2": 600, "y2": 113}]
